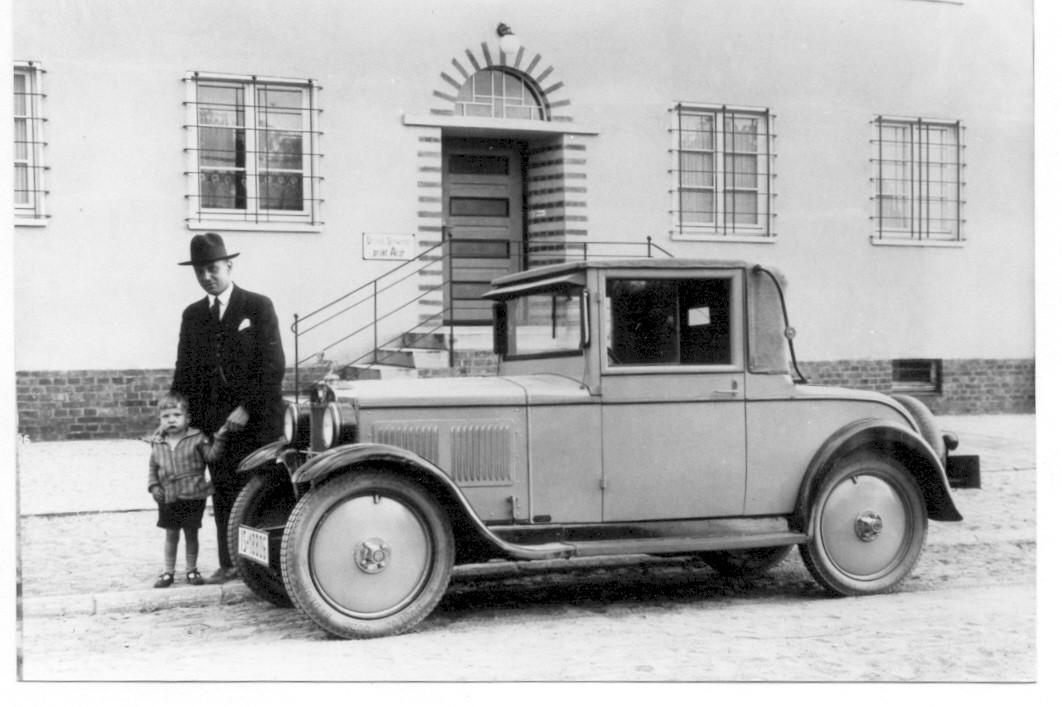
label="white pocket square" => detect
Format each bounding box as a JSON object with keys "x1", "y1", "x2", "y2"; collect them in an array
[{"x1": 238, "y1": 318, "x2": 252, "y2": 331}]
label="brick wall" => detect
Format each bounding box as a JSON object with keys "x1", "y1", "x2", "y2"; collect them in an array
[
  {"x1": 16, "y1": 357, "x2": 1031, "y2": 440},
  {"x1": 417, "y1": 351, "x2": 500, "y2": 378},
  {"x1": 15, "y1": 365, "x2": 332, "y2": 442},
  {"x1": 16, "y1": 369, "x2": 174, "y2": 441},
  {"x1": 798, "y1": 358, "x2": 1035, "y2": 414}
]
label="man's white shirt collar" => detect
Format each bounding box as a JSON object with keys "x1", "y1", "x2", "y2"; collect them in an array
[{"x1": 208, "y1": 282, "x2": 235, "y2": 319}]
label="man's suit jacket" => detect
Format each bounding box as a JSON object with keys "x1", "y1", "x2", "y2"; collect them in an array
[{"x1": 172, "y1": 284, "x2": 286, "y2": 446}]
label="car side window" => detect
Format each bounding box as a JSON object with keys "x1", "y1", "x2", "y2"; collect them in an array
[{"x1": 606, "y1": 277, "x2": 731, "y2": 366}]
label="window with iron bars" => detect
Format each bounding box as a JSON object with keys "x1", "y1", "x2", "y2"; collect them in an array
[
  {"x1": 870, "y1": 117, "x2": 965, "y2": 243},
  {"x1": 670, "y1": 104, "x2": 775, "y2": 240},
  {"x1": 184, "y1": 73, "x2": 323, "y2": 230},
  {"x1": 14, "y1": 61, "x2": 47, "y2": 224}
]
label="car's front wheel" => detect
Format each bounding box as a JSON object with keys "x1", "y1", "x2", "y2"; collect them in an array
[
  {"x1": 227, "y1": 471, "x2": 295, "y2": 607},
  {"x1": 281, "y1": 471, "x2": 454, "y2": 639},
  {"x1": 800, "y1": 453, "x2": 927, "y2": 596}
]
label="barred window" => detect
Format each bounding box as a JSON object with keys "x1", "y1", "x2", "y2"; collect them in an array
[
  {"x1": 871, "y1": 117, "x2": 964, "y2": 243},
  {"x1": 185, "y1": 73, "x2": 323, "y2": 230},
  {"x1": 14, "y1": 62, "x2": 47, "y2": 224},
  {"x1": 671, "y1": 104, "x2": 775, "y2": 239}
]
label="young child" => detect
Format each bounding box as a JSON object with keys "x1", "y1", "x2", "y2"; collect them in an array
[{"x1": 147, "y1": 392, "x2": 230, "y2": 587}]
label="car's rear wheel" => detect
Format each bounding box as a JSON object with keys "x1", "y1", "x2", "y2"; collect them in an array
[
  {"x1": 800, "y1": 453, "x2": 927, "y2": 596},
  {"x1": 700, "y1": 545, "x2": 792, "y2": 577},
  {"x1": 227, "y1": 472, "x2": 295, "y2": 607},
  {"x1": 281, "y1": 471, "x2": 454, "y2": 639}
]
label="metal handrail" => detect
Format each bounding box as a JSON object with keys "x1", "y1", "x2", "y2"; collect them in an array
[{"x1": 291, "y1": 235, "x2": 674, "y2": 399}]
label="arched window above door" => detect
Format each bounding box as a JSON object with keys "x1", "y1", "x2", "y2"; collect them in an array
[{"x1": 454, "y1": 69, "x2": 546, "y2": 121}]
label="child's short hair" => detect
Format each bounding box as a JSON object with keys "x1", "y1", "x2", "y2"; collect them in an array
[{"x1": 157, "y1": 391, "x2": 189, "y2": 415}]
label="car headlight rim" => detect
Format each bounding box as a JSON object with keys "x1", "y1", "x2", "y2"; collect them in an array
[
  {"x1": 321, "y1": 402, "x2": 339, "y2": 448},
  {"x1": 283, "y1": 403, "x2": 297, "y2": 444}
]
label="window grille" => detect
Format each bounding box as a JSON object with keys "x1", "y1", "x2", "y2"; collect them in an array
[
  {"x1": 891, "y1": 359, "x2": 942, "y2": 394},
  {"x1": 453, "y1": 69, "x2": 546, "y2": 121},
  {"x1": 871, "y1": 117, "x2": 965, "y2": 242},
  {"x1": 184, "y1": 73, "x2": 323, "y2": 228},
  {"x1": 670, "y1": 104, "x2": 776, "y2": 239},
  {"x1": 14, "y1": 61, "x2": 47, "y2": 223}
]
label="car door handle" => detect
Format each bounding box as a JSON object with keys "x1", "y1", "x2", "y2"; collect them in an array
[{"x1": 711, "y1": 380, "x2": 741, "y2": 398}]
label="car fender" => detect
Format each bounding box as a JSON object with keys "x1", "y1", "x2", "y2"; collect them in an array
[
  {"x1": 291, "y1": 443, "x2": 573, "y2": 562},
  {"x1": 794, "y1": 418, "x2": 962, "y2": 526},
  {"x1": 236, "y1": 440, "x2": 291, "y2": 474}
]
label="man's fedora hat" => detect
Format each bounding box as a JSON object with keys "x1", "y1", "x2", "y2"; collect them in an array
[{"x1": 179, "y1": 232, "x2": 240, "y2": 266}]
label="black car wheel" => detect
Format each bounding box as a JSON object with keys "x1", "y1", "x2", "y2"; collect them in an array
[
  {"x1": 281, "y1": 471, "x2": 454, "y2": 639},
  {"x1": 227, "y1": 471, "x2": 296, "y2": 607}
]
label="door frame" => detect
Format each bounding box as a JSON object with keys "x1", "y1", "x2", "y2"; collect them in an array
[{"x1": 442, "y1": 137, "x2": 529, "y2": 325}]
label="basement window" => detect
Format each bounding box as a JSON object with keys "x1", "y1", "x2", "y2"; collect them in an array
[{"x1": 891, "y1": 359, "x2": 942, "y2": 394}]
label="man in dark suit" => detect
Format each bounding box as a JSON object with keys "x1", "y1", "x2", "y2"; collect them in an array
[{"x1": 172, "y1": 233, "x2": 285, "y2": 584}]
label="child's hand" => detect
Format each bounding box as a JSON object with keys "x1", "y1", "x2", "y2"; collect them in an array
[{"x1": 150, "y1": 486, "x2": 164, "y2": 503}]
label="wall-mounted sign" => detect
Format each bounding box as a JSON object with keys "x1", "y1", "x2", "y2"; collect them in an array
[{"x1": 363, "y1": 232, "x2": 417, "y2": 261}]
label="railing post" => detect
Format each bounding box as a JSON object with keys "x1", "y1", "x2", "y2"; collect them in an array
[
  {"x1": 372, "y1": 279, "x2": 378, "y2": 365},
  {"x1": 647, "y1": 235, "x2": 653, "y2": 257},
  {"x1": 447, "y1": 230, "x2": 455, "y2": 369},
  {"x1": 292, "y1": 313, "x2": 300, "y2": 404}
]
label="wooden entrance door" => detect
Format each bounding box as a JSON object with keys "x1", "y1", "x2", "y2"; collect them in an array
[{"x1": 442, "y1": 139, "x2": 525, "y2": 324}]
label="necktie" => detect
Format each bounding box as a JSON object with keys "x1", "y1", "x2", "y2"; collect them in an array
[{"x1": 211, "y1": 297, "x2": 226, "y2": 384}]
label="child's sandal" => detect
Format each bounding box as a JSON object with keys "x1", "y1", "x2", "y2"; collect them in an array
[
  {"x1": 153, "y1": 572, "x2": 174, "y2": 588},
  {"x1": 186, "y1": 569, "x2": 204, "y2": 586}
]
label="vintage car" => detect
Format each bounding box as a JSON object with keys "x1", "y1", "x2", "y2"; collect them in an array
[{"x1": 230, "y1": 258, "x2": 974, "y2": 639}]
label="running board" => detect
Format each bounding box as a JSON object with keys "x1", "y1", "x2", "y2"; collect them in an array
[
  {"x1": 565, "y1": 531, "x2": 806, "y2": 557},
  {"x1": 489, "y1": 530, "x2": 807, "y2": 562}
]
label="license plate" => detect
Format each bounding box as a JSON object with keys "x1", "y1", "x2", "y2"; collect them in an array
[{"x1": 238, "y1": 525, "x2": 271, "y2": 568}]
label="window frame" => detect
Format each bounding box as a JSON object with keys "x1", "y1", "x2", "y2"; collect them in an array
[
  {"x1": 602, "y1": 272, "x2": 744, "y2": 372},
  {"x1": 184, "y1": 71, "x2": 323, "y2": 232},
  {"x1": 453, "y1": 68, "x2": 547, "y2": 121},
  {"x1": 891, "y1": 358, "x2": 943, "y2": 394},
  {"x1": 14, "y1": 61, "x2": 47, "y2": 226},
  {"x1": 670, "y1": 103, "x2": 775, "y2": 242},
  {"x1": 499, "y1": 285, "x2": 587, "y2": 361},
  {"x1": 870, "y1": 116, "x2": 965, "y2": 246}
]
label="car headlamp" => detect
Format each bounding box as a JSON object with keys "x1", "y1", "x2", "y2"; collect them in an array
[
  {"x1": 321, "y1": 402, "x2": 339, "y2": 448},
  {"x1": 282, "y1": 402, "x2": 311, "y2": 446},
  {"x1": 315, "y1": 401, "x2": 356, "y2": 449}
]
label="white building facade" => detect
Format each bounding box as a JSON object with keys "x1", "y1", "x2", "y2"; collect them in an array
[{"x1": 13, "y1": 0, "x2": 1034, "y2": 439}]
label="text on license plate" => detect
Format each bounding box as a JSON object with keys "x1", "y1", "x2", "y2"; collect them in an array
[{"x1": 238, "y1": 525, "x2": 270, "y2": 567}]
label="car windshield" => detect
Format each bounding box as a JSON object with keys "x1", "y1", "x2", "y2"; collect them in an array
[{"x1": 505, "y1": 286, "x2": 584, "y2": 358}]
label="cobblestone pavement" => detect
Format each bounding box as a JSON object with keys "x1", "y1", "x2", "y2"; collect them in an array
[{"x1": 16, "y1": 415, "x2": 1036, "y2": 605}]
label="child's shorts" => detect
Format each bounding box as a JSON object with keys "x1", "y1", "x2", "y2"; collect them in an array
[{"x1": 156, "y1": 498, "x2": 207, "y2": 530}]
